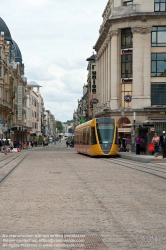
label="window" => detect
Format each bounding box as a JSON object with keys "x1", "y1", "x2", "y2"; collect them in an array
[
  {"x1": 154, "y1": 0, "x2": 166, "y2": 12},
  {"x1": 151, "y1": 83, "x2": 166, "y2": 104},
  {"x1": 151, "y1": 53, "x2": 166, "y2": 76},
  {"x1": 6, "y1": 91, "x2": 9, "y2": 102},
  {"x1": 152, "y1": 26, "x2": 166, "y2": 46},
  {"x1": 123, "y1": 1, "x2": 133, "y2": 6},
  {"x1": 121, "y1": 55, "x2": 132, "y2": 78},
  {"x1": 91, "y1": 127, "x2": 97, "y2": 145},
  {"x1": 121, "y1": 28, "x2": 133, "y2": 49}
]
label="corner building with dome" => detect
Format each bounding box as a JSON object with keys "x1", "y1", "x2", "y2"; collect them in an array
[
  {"x1": 93, "y1": 0, "x2": 166, "y2": 136},
  {"x1": 0, "y1": 17, "x2": 56, "y2": 142}
]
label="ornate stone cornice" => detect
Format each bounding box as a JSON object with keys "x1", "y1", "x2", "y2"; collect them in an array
[
  {"x1": 110, "y1": 30, "x2": 119, "y2": 37},
  {"x1": 132, "y1": 26, "x2": 152, "y2": 34},
  {"x1": 96, "y1": 28, "x2": 119, "y2": 60}
]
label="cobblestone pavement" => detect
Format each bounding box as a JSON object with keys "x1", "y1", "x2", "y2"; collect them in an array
[{"x1": 0, "y1": 140, "x2": 166, "y2": 250}]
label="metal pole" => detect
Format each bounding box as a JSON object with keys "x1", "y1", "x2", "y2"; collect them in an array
[{"x1": 131, "y1": 112, "x2": 136, "y2": 153}]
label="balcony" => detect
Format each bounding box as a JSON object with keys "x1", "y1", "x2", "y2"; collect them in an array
[{"x1": 111, "y1": 4, "x2": 140, "y2": 18}]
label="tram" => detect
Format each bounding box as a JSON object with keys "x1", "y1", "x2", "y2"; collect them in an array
[{"x1": 74, "y1": 117, "x2": 118, "y2": 156}]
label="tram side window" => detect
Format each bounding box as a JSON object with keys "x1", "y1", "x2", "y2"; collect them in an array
[
  {"x1": 80, "y1": 131, "x2": 83, "y2": 145},
  {"x1": 75, "y1": 133, "x2": 78, "y2": 145},
  {"x1": 91, "y1": 127, "x2": 97, "y2": 145},
  {"x1": 83, "y1": 128, "x2": 86, "y2": 145},
  {"x1": 87, "y1": 127, "x2": 90, "y2": 145}
]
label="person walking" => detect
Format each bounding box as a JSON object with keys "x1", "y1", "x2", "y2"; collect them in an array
[
  {"x1": 4, "y1": 139, "x2": 9, "y2": 155},
  {"x1": 140, "y1": 136, "x2": 146, "y2": 155},
  {"x1": 160, "y1": 131, "x2": 166, "y2": 159},
  {"x1": 66, "y1": 140, "x2": 69, "y2": 147},
  {"x1": 135, "y1": 135, "x2": 141, "y2": 155},
  {"x1": 118, "y1": 136, "x2": 122, "y2": 152},
  {"x1": 126, "y1": 136, "x2": 131, "y2": 152},
  {"x1": 151, "y1": 132, "x2": 160, "y2": 157},
  {"x1": 9, "y1": 139, "x2": 14, "y2": 150},
  {"x1": 122, "y1": 135, "x2": 126, "y2": 152},
  {"x1": 0, "y1": 139, "x2": 2, "y2": 152}
]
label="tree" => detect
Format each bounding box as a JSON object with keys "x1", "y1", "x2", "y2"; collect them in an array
[
  {"x1": 56, "y1": 121, "x2": 63, "y2": 133},
  {"x1": 66, "y1": 119, "x2": 73, "y2": 125}
]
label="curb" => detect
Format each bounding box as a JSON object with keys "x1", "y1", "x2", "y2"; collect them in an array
[{"x1": 118, "y1": 153, "x2": 155, "y2": 163}]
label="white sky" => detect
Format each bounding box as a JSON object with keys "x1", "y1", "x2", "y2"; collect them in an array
[{"x1": 0, "y1": 0, "x2": 108, "y2": 122}]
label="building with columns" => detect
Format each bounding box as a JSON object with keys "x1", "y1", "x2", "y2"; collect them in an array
[{"x1": 93, "y1": 0, "x2": 166, "y2": 135}]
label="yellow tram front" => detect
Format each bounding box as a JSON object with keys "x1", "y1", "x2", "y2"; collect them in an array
[{"x1": 74, "y1": 117, "x2": 118, "y2": 156}]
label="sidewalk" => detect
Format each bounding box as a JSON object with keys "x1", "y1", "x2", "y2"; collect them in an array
[{"x1": 118, "y1": 152, "x2": 166, "y2": 163}]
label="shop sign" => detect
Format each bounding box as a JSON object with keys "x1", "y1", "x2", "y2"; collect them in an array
[
  {"x1": 90, "y1": 98, "x2": 99, "y2": 104},
  {"x1": 124, "y1": 95, "x2": 132, "y2": 102},
  {"x1": 17, "y1": 86, "x2": 22, "y2": 120}
]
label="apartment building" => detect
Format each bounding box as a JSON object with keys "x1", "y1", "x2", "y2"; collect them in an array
[
  {"x1": 0, "y1": 17, "x2": 28, "y2": 141},
  {"x1": 93, "y1": 0, "x2": 166, "y2": 134}
]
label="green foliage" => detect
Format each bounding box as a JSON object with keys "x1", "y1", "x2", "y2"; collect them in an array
[
  {"x1": 66, "y1": 119, "x2": 73, "y2": 125},
  {"x1": 56, "y1": 121, "x2": 63, "y2": 133}
]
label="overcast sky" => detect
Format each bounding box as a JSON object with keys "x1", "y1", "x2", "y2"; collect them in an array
[{"x1": 0, "y1": 0, "x2": 108, "y2": 122}]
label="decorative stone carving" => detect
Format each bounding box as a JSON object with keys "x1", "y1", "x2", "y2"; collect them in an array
[
  {"x1": 110, "y1": 30, "x2": 119, "y2": 38},
  {"x1": 132, "y1": 27, "x2": 152, "y2": 34},
  {"x1": 141, "y1": 16, "x2": 148, "y2": 22},
  {"x1": 102, "y1": 0, "x2": 113, "y2": 21}
]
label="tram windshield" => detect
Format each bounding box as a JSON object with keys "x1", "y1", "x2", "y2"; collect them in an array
[{"x1": 97, "y1": 123, "x2": 114, "y2": 144}]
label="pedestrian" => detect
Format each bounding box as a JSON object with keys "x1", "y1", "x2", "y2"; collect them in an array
[
  {"x1": 160, "y1": 131, "x2": 166, "y2": 159},
  {"x1": 122, "y1": 135, "x2": 126, "y2": 152},
  {"x1": 140, "y1": 136, "x2": 146, "y2": 155},
  {"x1": 14, "y1": 141, "x2": 17, "y2": 148},
  {"x1": 151, "y1": 132, "x2": 160, "y2": 157},
  {"x1": 126, "y1": 136, "x2": 131, "y2": 152},
  {"x1": 0, "y1": 139, "x2": 2, "y2": 152},
  {"x1": 9, "y1": 139, "x2": 14, "y2": 150},
  {"x1": 118, "y1": 136, "x2": 122, "y2": 151},
  {"x1": 135, "y1": 135, "x2": 141, "y2": 155},
  {"x1": 66, "y1": 140, "x2": 69, "y2": 147},
  {"x1": 4, "y1": 139, "x2": 9, "y2": 155},
  {"x1": 28, "y1": 141, "x2": 32, "y2": 149},
  {"x1": 31, "y1": 141, "x2": 34, "y2": 148}
]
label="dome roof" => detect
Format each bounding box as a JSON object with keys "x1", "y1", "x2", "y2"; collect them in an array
[
  {"x1": 27, "y1": 81, "x2": 42, "y2": 87},
  {"x1": 12, "y1": 40, "x2": 22, "y2": 63},
  {"x1": 0, "y1": 17, "x2": 12, "y2": 42}
]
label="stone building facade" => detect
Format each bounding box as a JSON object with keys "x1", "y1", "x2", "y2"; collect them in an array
[
  {"x1": 0, "y1": 17, "x2": 56, "y2": 143},
  {"x1": 93, "y1": 0, "x2": 166, "y2": 134}
]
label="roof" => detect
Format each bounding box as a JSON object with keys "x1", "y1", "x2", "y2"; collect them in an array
[
  {"x1": 0, "y1": 17, "x2": 12, "y2": 42},
  {"x1": 86, "y1": 54, "x2": 96, "y2": 61},
  {"x1": 27, "y1": 81, "x2": 42, "y2": 87},
  {"x1": 12, "y1": 40, "x2": 22, "y2": 63}
]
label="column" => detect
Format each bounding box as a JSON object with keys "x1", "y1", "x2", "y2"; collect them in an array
[
  {"x1": 132, "y1": 26, "x2": 152, "y2": 109},
  {"x1": 110, "y1": 30, "x2": 119, "y2": 110},
  {"x1": 108, "y1": 39, "x2": 111, "y2": 107}
]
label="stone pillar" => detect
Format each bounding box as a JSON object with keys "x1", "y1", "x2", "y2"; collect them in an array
[
  {"x1": 110, "y1": 30, "x2": 119, "y2": 110},
  {"x1": 108, "y1": 38, "x2": 111, "y2": 106},
  {"x1": 132, "y1": 26, "x2": 152, "y2": 109}
]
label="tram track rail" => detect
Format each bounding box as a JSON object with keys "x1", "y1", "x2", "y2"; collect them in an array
[
  {"x1": 102, "y1": 158, "x2": 166, "y2": 180},
  {"x1": 0, "y1": 153, "x2": 29, "y2": 186}
]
